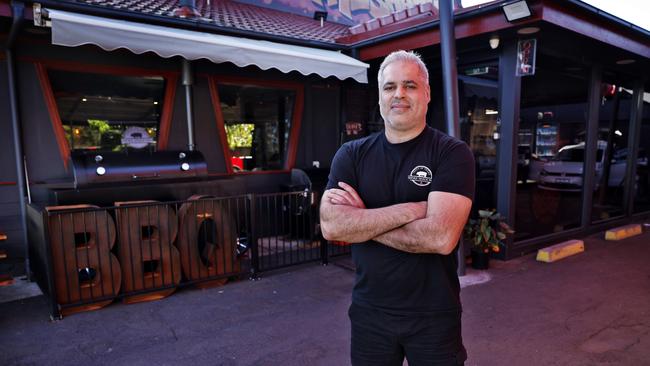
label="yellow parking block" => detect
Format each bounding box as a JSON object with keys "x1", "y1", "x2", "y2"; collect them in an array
[
  {"x1": 605, "y1": 224, "x2": 642, "y2": 241},
  {"x1": 536, "y1": 239, "x2": 585, "y2": 263}
]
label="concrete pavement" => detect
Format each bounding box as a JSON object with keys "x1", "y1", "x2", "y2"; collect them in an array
[{"x1": 1, "y1": 226, "x2": 649, "y2": 365}]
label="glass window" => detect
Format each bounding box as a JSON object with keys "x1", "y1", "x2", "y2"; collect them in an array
[
  {"x1": 514, "y1": 53, "x2": 589, "y2": 240},
  {"x1": 589, "y1": 80, "x2": 632, "y2": 222},
  {"x1": 48, "y1": 70, "x2": 166, "y2": 152},
  {"x1": 217, "y1": 84, "x2": 296, "y2": 172},
  {"x1": 633, "y1": 88, "x2": 650, "y2": 213},
  {"x1": 459, "y1": 62, "x2": 499, "y2": 212}
]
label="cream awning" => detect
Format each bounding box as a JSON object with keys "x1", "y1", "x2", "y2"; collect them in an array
[{"x1": 47, "y1": 9, "x2": 368, "y2": 83}]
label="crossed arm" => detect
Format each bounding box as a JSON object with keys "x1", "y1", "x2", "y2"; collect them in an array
[{"x1": 319, "y1": 182, "x2": 472, "y2": 255}]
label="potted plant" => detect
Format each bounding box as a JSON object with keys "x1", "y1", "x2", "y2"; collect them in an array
[{"x1": 464, "y1": 209, "x2": 514, "y2": 269}]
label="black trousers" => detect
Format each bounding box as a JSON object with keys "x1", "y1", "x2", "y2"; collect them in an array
[{"x1": 349, "y1": 303, "x2": 467, "y2": 366}]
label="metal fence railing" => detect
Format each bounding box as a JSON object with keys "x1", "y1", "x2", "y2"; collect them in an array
[{"x1": 27, "y1": 190, "x2": 348, "y2": 319}]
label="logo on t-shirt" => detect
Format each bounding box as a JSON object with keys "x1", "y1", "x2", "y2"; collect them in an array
[{"x1": 408, "y1": 165, "x2": 433, "y2": 186}]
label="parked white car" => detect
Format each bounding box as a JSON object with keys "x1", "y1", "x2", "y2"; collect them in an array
[{"x1": 538, "y1": 141, "x2": 646, "y2": 192}]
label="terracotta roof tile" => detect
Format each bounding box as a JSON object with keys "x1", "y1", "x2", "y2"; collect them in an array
[
  {"x1": 68, "y1": 0, "x2": 351, "y2": 43},
  {"x1": 378, "y1": 15, "x2": 394, "y2": 27},
  {"x1": 334, "y1": 2, "x2": 441, "y2": 45}
]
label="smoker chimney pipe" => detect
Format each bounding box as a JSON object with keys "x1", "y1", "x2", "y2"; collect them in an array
[{"x1": 182, "y1": 59, "x2": 196, "y2": 151}]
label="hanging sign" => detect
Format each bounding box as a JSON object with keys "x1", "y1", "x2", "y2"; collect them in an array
[
  {"x1": 516, "y1": 39, "x2": 537, "y2": 76},
  {"x1": 345, "y1": 121, "x2": 363, "y2": 136}
]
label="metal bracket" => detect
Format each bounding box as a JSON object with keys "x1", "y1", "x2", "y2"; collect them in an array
[{"x1": 33, "y1": 3, "x2": 51, "y2": 27}]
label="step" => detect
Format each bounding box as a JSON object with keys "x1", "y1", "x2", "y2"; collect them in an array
[
  {"x1": 536, "y1": 239, "x2": 585, "y2": 263},
  {"x1": 605, "y1": 224, "x2": 642, "y2": 241},
  {"x1": 0, "y1": 249, "x2": 6, "y2": 259},
  {"x1": 0, "y1": 274, "x2": 13, "y2": 286}
]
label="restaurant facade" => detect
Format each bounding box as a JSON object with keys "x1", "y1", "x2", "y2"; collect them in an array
[{"x1": 0, "y1": 0, "x2": 649, "y2": 315}]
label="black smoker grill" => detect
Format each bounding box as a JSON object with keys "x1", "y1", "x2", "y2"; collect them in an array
[
  {"x1": 70, "y1": 150, "x2": 208, "y2": 187},
  {"x1": 34, "y1": 150, "x2": 218, "y2": 207}
]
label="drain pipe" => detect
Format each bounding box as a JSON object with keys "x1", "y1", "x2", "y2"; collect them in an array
[
  {"x1": 182, "y1": 59, "x2": 196, "y2": 151},
  {"x1": 439, "y1": 0, "x2": 465, "y2": 276},
  {"x1": 5, "y1": 1, "x2": 31, "y2": 279}
]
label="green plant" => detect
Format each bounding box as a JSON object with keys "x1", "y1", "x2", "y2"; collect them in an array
[{"x1": 464, "y1": 209, "x2": 514, "y2": 253}]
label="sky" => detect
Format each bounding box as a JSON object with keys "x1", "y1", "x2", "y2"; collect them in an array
[{"x1": 460, "y1": 0, "x2": 650, "y2": 31}]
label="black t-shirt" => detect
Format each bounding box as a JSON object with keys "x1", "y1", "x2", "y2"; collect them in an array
[{"x1": 326, "y1": 126, "x2": 475, "y2": 314}]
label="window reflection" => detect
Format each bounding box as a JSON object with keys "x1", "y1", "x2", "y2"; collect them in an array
[
  {"x1": 589, "y1": 82, "x2": 632, "y2": 222},
  {"x1": 633, "y1": 89, "x2": 650, "y2": 213},
  {"x1": 217, "y1": 84, "x2": 295, "y2": 172},
  {"x1": 459, "y1": 64, "x2": 499, "y2": 212},
  {"x1": 48, "y1": 70, "x2": 165, "y2": 152},
  {"x1": 514, "y1": 54, "x2": 589, "y2": 240}
]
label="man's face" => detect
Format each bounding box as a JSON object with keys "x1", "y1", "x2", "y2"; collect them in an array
[{"x1": 378, "y1": 60, "x2": 431, "y2": 134}]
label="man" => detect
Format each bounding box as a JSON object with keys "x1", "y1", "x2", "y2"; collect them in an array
[{"x1": 320, "y1": 50, "x2": 475, "y2": 366}]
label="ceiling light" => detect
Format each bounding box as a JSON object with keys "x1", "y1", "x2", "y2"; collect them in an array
[
  {"x1": 517, "y1": 26, "x2": 540, "y2": 35},
  {"x1": 502, "y1": 1, "x2": 532, "y2": 22},
  {"x1": 153, "y1": 101, "x2": 159, "y2": 105},
  {"x1": 614, "y1": 130, "x2": 623, "y2": 136},
  {"x1": 616, "y1": 59, "x2": 635, "y2": 65},
  {"x1": 82, "y1": 98, "x2": 87, "y2": 102},
  {"x1": 489, "y1": 35, "x2": 500, "y2": 49}
]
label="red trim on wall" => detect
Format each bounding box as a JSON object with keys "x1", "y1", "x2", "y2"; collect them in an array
[
  {"x1": 542, "y1": 0, "x2": 650, "y2": 58},
  {"x1": 208, "y1": 77, "x2": 234, "y2": 174},
  {"x1": 358, "y1": 0, "x2": 649, "y2": 61},
  {"x1": 209, "y1": 75, "x2": 305, "y2": 175},
  {"x1": 358, "y1": 5, "x2": 542, "y2": 61},
  {"x1": 0, "y1": 182, "x2": 17, "y2": 186},
  {"x1": 286, "y1": 87, "x2": 304, "y2": 169},
  {"x1": 35, "y1": 62, "x2": 71, "y2": 171},
  {"x1": 31, "y1": 59, "x2": 179, "y2": 158},
  {"x1": 156, "y1": 74, "x2": 177, "y2": 150}
]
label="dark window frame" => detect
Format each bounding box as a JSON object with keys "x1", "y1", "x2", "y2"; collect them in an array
[
  {"x1": 36, "y1": 60, "x2": 179, "y2": 170},
  {"x1": 208, "y1": 75, "x2": 304, "y2": 175}
]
